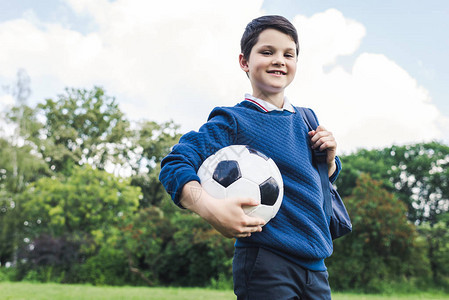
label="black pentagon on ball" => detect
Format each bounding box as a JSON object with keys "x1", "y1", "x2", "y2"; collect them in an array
[
  {"x1": 259, "y1": 177, "x2": 279, "y2": 206},
  {"x1": 213, "y1": 160, "x2": 242, "y2": 188},
  {"x1": 246, "y1": 146, "x2": 270, "y2": 161}
]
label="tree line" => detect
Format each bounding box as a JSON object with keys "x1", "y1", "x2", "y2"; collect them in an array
[{"x1": 0, "y1": 85, "x2": 448, "y2": 292}]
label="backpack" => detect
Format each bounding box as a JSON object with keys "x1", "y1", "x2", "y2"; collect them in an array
[{"x1": 298, "y1": 107, "x2": 352, "y2": 240}]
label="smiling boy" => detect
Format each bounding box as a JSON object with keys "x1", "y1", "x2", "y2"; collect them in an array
[
  {"x1": 159, "y1": 15, "x2": 340, "y2": 299},
  {"x1": 239, "y1": 28, "x2": 297, "y2": 109}
]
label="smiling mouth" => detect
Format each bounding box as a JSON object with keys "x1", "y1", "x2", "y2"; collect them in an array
[{"x1": 267, "y1": 70, "x2": 286, "y2": 75}]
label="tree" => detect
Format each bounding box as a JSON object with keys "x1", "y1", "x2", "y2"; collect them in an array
[
  {"x1": 117, "y1": 206, "x2": 174, "y2": 286},
  {"x1": 327, "y1": 174, "x2": 418, "y2": 292},
  {"x1": 0, "y1": 69, "x2": 51, "y2": 267},
  {"x1": 0, "y1": 138, "x2": 49, "y2": 267},
  {"x1": 337, "y1": 142, "x2": 449, "y2": 287},
  {"x1": 386, "y1": 142, "x2": 449, "y2": 225},
  {"x1": 18, "y1": 165, "x2": 141, "y2": 256},
  {"x1": 418, "y1": 218, "x2": 449, "y2": 284},
  {"x1": 14, "y1": 165, "x2": 141, "y2": 281},
  {"x1": 154, "y1": 212, "x2": 234, "y2": 287},
  {"x1": 130, "y1": 120, "x2": 181, "y2": 208},
  {"x1": 339, "y1": 142, "x2": 449, "y2": 225},
  {"x1": 24, "y1": 87, "x2": 132, "y2": 173}
]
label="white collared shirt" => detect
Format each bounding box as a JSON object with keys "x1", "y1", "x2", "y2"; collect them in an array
[{"x1": 244, "y1": 93, "x2": 296, "y2": 113}]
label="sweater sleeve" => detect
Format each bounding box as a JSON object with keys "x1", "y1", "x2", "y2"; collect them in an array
[{"x1": 159, "y1": 107, "x2": 237, "y2": 208}]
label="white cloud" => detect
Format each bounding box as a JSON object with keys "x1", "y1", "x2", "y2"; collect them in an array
[
  {"x1": 0, "y1": 94, "x2": 14, "y2": 107},
  {"x1": 289, "y1": 9, "x2": 448, "y2": 152},
  {"x1": 0, "y1": 3, "x2": 447, "y2": 153},
  {"x1": 1, "y1": 0, "x2": 264, "y2": 128}
]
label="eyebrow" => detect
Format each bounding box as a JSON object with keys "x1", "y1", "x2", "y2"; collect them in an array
[{"x1": 259, "y1": 45, "x2": 296, "y2": 52}]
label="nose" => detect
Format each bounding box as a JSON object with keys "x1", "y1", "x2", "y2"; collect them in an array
[{"x1": 272, "y1": 54, "x2": 285, "y2": 66}]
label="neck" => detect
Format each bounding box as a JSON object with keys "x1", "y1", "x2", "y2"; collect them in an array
[{"x1": 252, "y1": 91, "x2": 284, "y2": 108}]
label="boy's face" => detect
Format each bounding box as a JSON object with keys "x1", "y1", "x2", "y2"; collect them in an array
[{"x1": 239, "y1": 28, "x2": 297, "y2": 101}]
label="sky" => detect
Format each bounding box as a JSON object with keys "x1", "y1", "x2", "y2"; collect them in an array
[{"x1": 0, "y1": 0, "x2": 448, "y2": 153}]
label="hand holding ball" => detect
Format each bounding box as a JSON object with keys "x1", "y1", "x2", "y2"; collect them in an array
[{"x1": 197, "y1": 145, "x2": 283, "y2": 224}]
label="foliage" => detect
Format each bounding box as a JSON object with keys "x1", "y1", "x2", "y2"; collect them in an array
[
  {"x1": 2, "y1": 84, "x2": 449, "y2": 291},
  {"x1": 117, "y1": 205, "x2": 234, "y2": 287},
  {"x1": 0, "y1": 266, "x2": 15, "y2": 282},
  {"x1": 418, "y1": 219, "x2": 449, "y2": 284},
  {"x1": 339, "y1": 142, "x2": 449, "y2": 225},
  {"x1": 327, "y1": 174, "x2": 420, "y2": 292},
  {"x1": 155, "y1": 212, "x2": 234, "y2": 287},
  {"x1": 131, "y1": 163, "x2": 173, "y2": 209},
  {"x1": 19, "y1": 165, "x2": 140, "y2": 240},
  {"x1": 21, "y1": 234, "x2": 80, "y2": 267},
  {"x1": 117, "y1": 206, "x2": 172, "y2": 286},
  {"x1": 74, "y1": 246, "x2": 133, "y2": 286},
  {"x1": 337, "y1": 142, "x2": 449, "y2": 284},
  {"x1": 135, "y1": 120, "x2": 181, "y2": 167},
  {"x1": 14, "y1": 165, "x2": 141, "y2": 282},
  {"x1": 130, "y1": 121, "x2": 181, "y2": 208},
  {"x1": 0, "y1": 138, "x2": 49, "y2": 266},
  {"x1": 4, "y1": 87, "x2": 132, "y2": 174}
]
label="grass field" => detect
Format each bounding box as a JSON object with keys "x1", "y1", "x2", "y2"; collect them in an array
[{"x1": 0, "y1": 282, "x2": 448, "y2": 300}]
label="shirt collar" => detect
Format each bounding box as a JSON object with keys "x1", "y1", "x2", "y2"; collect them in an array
[{"x1": 244, "y1": 93, "x2": 296, "y2": 113}]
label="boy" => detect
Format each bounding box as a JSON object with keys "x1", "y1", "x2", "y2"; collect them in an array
[{"x1": 159, "y1": 15, "x2": 340, "y2": 299}]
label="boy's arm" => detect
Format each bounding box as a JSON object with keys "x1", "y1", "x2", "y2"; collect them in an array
[
  {"x1": 160, "y1": 107, "x2": 265, "y2": 238},
  {"x1": 159, "y1": 107, "x2": 237, "y2": 208},
  {"x1": 180, "y1": 181, "x2": 265, "y2": 239}
]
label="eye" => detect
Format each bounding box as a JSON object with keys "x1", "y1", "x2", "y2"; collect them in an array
[
  {"x1": 261, "y1": 51, "x2": 272, "y2": 55},
  {"x1": 285, "y1": 53, "x2": 295, "y2": 58}
]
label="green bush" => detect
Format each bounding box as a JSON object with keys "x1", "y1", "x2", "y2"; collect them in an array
[
  {"x1": 154, "y1": 213, "x2": 234, "y2": 287},
  {"x1": 20, "y1": 266, "x2": 66, "y2": 283},
  {"x1": 208, "y1": 270, "x2": 233, "y2": 290},
  {"x1": 0, "y1": 267, "x2": 15, "y2": 282},
  {"x1": 75, "y1": 247, "x2": 132, "y2": 286},
  {"x1": 327, "y1": 174, "x2": 421, "y2": 292}
]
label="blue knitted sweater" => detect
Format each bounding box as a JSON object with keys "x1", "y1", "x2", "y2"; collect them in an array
[{"x1": 159, "y1": 100, "x2": 341, "y2": 271}]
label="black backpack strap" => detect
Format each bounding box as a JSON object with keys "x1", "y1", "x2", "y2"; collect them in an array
[{"x1": 297, "y1": 107, "x2": 332, "y2": 217}]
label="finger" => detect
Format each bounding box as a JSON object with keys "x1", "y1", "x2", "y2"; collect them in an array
[
  {"x1": 250, "y1": 225, "x2": 263, "y2": 232},
  {"x1": 310, "y1": 130, "x2": 333, "y2": 144},
  {"x1": 314, "y1": 141, "x2": 336, "y2": 152},
  {"x1": 237, "y1": 197, "x2": 260, "y2": 207},
  {"x1": 316, "y1": 125, "x2": 327, "y2": 132},
  {"x1": 310, "y1": 131, "x2": 326, "y2": 144},
  {"x1": 315, "y1": 137, "x2": 336, "y2": 151},
  {"x1": 235, "y1": 226, "x2": 262, "y2": 238},
  {"x1": 233, "y1": 223, "x2": 264, "y2": 239},
  {"x1": 311, "y1": 136, "x2": 327, "y2": 149},
  {"x1": 319, "y1": 140, "x2": 336, "y2": 152},
  {"x1": 234, "y1": 233, "x2": 251, "y2": 239},
  {"x1": 311, "y1": 135, "x2": 335, "y2": 149},
  {"x1": 242, "y1": 215, "x2": 266, "y2": 227}
]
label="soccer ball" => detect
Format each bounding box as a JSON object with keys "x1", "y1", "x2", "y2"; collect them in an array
[{"x1": 197, "y1": 145, "x2": 283, "y2": 224}]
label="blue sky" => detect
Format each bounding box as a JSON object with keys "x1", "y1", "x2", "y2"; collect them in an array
[
  {"x1": 263, "y1": 0, "x2": 449, "y2": 116},
  {"x1": 0, "y1": 0, "x2": 448, "y2": 152}
]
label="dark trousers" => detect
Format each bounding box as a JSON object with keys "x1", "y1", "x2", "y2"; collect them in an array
[{"x1": 233, "y1": 247, "x2": 331, "y2": 300}]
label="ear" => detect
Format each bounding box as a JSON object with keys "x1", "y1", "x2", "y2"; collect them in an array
[{"x1": 239, "y1": 53, "x2": 249, "y2": 72}]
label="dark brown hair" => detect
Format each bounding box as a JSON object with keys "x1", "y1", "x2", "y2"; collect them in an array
[{"x1": 240, "y1": 15, "x2": 299, "y2": 60}]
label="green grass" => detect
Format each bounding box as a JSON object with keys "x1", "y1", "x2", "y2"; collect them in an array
[{"x1": 0, "y1": 282, "x2": 448, "y2": 300}]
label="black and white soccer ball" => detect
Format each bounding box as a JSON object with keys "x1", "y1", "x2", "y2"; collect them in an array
[{"x1": 197, "y1": 145, "x2": 283, "y2": 224}]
